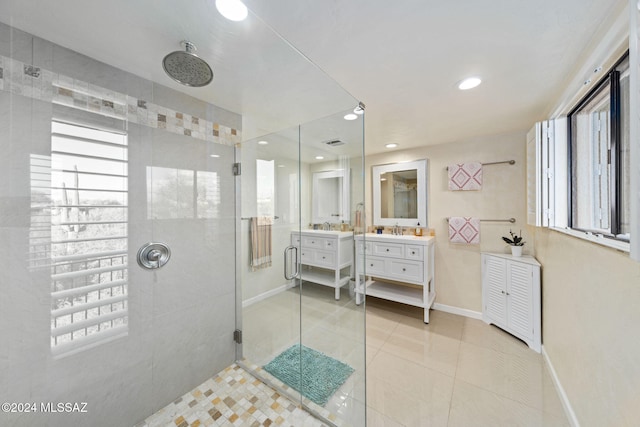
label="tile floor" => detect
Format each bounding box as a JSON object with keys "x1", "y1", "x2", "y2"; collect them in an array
[
  {"x1": 365, "y1": 296, "x2": 570, "y2": 427},
  {"x1": 137, "y1": 364, "x2": 324, "y2": 427},
  {"x1": 242, "y1": 284, "x2": 367, "y2": 426},
  {"x1": 143, "y1": 284, "x2": 570, "y2": 426}
]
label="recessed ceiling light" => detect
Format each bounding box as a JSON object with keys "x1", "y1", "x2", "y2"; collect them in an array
[
  {"x1": 458, "y1": 77, "x2": 482, "y2": 90},
  {"x1": 209, "y1": 154, "x2": 220, "y2": 158},
  {"x1": 277, "y1": 164, "x2": 285, "y2": 168},
  {"x1": 343, "y1": 113, "x2": 358, "y2": 121},
  {"x1": 385, "y1": 143, "x2": 398, "y2": 149},
  {"x1": 315, "y1": 156, "x2": 324, "y2": 160},
  {"x1": 257, "y1": 140, "x2": 268, "y2": 145},
  {"x1": 215, "y1": 0, "x2": 248, "y2": 21}
]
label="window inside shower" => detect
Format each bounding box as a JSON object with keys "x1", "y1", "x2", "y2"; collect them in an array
[{"x1": 49, "y1": 120, "x2": 128, "y2": 356}]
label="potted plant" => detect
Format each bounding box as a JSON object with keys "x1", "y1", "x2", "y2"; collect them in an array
[{"x1": 502, "y1": 229, "x2": 525, "y2": 257}]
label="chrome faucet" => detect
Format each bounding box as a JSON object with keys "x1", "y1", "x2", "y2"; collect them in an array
[
  {"x1": 323, "y1": 221, "x2": 330, "y2": 231},
  {"x1": 392, "y1": 223, "x2": 400, "y2": 235}
]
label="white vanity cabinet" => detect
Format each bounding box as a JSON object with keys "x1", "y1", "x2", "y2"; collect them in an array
[
  {"x1": 481, "y1": 253, "x2": 541, "y2": 353},
  {"x1": 291, "y1": 230, "x2": 354, "y2": 300},
  {"x1": 354, "y1": 234, "x2": 435, "y2": 323}
]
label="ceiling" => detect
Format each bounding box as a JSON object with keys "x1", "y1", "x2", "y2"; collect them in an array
[{"x1": 0, "y1": 0, "x2": 626, "y2": 155}]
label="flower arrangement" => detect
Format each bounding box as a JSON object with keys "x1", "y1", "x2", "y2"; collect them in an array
[{"x1": 502, "y1": 230, "x2": 525, "y2": 247}]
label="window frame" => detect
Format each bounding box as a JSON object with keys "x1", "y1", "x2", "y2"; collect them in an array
[{"x1": 567, "y1": 51, "x2": 629, "y2": 240}]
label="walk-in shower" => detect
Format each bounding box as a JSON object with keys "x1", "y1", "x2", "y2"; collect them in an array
[{"x1": 0, "y1": 1, "x2": 365, "y2": 426}]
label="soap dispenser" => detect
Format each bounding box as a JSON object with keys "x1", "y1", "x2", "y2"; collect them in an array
[{"x1": 414, "y1": 222, "x2": 423, "y2": 236}]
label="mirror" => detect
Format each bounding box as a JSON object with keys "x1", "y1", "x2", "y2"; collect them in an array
[
  {"x1": 373, "y1": 159, "x2": 427, "y2": 227},
  {"x1": 312, "y1": 169, "x2": 350, "y2": 224}
]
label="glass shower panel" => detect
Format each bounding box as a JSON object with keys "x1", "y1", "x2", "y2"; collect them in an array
[
  {"x1": 299, "y1": 109, "x2": 366, "y2": 426},
  {"x1": 237, "y1": 127, "x2": 303, "y2": 405}
]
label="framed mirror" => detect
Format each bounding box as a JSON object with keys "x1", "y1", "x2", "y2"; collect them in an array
[
  {"x1": 372, "y1": 159, "x2": 427, "y2": 227},
  {"x1": 312, "y1": 169, "x2": 350, "y2": 224}
]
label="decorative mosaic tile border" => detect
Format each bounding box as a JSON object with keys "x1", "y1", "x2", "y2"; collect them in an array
[
  {"x1": 136, "y1": 364, "x2": 328, "y2": 427},
  {"x1": 0, "y1": 55, "x2": 240, "y2": 146}
]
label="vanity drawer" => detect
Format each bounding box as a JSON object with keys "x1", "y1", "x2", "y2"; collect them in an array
[
  {"x1": 357, "y1": 256, "x2": 385, "y2": 276},
  {"x1": 389, "y1": 259, "x2": 424, "y2": 283},
  {"x1": 323, "y1": 239, "x2": 337, "y2": 251},
  {"x1": 372, "y1": 242, "x2": 404, "y2": 258},
  {"x1": 302, "y1": 236, "x2": 326, "y2": 249},
  {"x1": 356, "y1": 241, "x2": 372, "y2": 255},
  {"x1": 314, "y1": 250, "x2": 335, "y2": 267},
  {"x1": 291, "y1": 235, "x2": 302, "y2": 247},
  {"x1": 300, "y1": 248, "x2": 315, "y2": 264},
  {"x1": 405, "y1": 245, "x2": 423, "y2": 260}
]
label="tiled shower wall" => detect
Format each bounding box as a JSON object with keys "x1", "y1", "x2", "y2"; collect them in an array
[{"x1": 0, "y1": 22, "x2": 239, "y2": 427}]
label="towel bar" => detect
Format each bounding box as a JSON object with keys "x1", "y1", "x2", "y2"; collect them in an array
[
  {"x1": 446, "y1": 217, "x2": 515, "y2": 223},
  {"x1": 241, "y1": 216, "x2": 279, "y2": 220},
  {"x1": 446, "y1": 160, "x2": 515, "y2": 170}
]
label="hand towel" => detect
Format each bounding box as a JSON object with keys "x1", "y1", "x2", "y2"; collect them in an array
[
  {"x1": 448, "y1": 162, "x2": 483, "y2": 191},
  {"x1": 250, "y1": 216, "x2": 273, "y2": 270},
  {"x1": 448, "y1": 217, "x2": 480, "y2": 244}
]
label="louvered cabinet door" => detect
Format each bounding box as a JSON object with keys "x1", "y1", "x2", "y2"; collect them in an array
[
  {"x1": 481, "y1": 253, "x2": 541, "y2": 353},
  {"x1": 506, "y1": 261, "x2": 534, "y2": 341},
  {"x1": 482, "y1": 254, "x2": 507, "y2": 326}
]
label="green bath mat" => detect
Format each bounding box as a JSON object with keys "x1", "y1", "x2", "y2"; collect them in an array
[{"x1": 263, "y1": 344, "x2": 355, "y2": 406}]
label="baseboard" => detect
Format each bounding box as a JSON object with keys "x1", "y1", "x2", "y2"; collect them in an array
[
  {"x1": 242, "y1": 282, "x2": 296, "y2": 308},
  {"x1": 542, "y1": 345, "x2": 580, "y2": 427},
  {"x1": 432, "y1": 303, "x2": 482, "y2": 320}
]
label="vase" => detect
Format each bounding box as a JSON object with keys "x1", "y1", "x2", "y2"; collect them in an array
[{"x1": 511, "y1": 246, "x2": 523, "y2": 257}]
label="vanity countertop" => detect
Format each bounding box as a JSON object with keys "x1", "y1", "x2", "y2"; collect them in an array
[
  {"x1": 299, "y1": 229, "x2": 353, "y2": 238},
  {"x1": 357, "y1": 233, "x2": 435, "y2": 245}
]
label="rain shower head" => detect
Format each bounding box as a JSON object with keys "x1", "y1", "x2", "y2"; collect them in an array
[{"x1": 162, "y1": 41, "x2": 213, "y2": 87}]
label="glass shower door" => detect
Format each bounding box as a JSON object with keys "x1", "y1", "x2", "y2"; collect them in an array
[
  {"x1": 237, "y1": 126, "x2": 303, "y2": 400},
  {"x1": 238, "y1": 107, "x2": 366, "y2": 426}
]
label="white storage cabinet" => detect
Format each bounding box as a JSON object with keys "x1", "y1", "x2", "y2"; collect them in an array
[{"x1": 481, "y1": 252, "x2": 541, "y2": 352}]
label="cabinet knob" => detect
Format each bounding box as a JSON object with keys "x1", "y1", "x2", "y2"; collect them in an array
[
  {"x1": 370, "y1": 264, "x2": 374, "y2": 267},
  {"x1": 322, "y1": 256, "x2": 326, "y2": 259},
  {"x1": 386, "y1": 249, "x2": 390, "y2": 252},
  {"x1": 501, "y1": 290, "x2": 505, "y2": 294},
  {"x1": 411, "y1": 251, "x2": 415, "y2": 255},
  {"x1": 402, "y1": 268, "x2": 406, "y2": 272}
]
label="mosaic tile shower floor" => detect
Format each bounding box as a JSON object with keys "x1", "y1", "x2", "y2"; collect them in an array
[{"x1": 136, "y1": 364, "x2": 327, "y2": 427}]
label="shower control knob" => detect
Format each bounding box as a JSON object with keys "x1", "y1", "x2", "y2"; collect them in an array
[{"x1": 137, "y1": 242, "x2": 171, "y2": 270}]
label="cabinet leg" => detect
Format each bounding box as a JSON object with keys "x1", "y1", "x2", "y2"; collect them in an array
[
  {"x1": 423, "y1": 308, "x2": 430, "y2": 324},
  {"x1": 335, "y1": 287, "x2": 340, "y2": 300}
]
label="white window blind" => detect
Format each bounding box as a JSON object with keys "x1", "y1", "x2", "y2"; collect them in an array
[
  {"x1": 49, "y1": 120, "x2": 128, "y2": 356},
  {"x1": 527, "y1": 118, "x2": 568, "y2": 229},
  {"x1": 526, "y1": 123, "x2": 543, "y2": 227}
]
